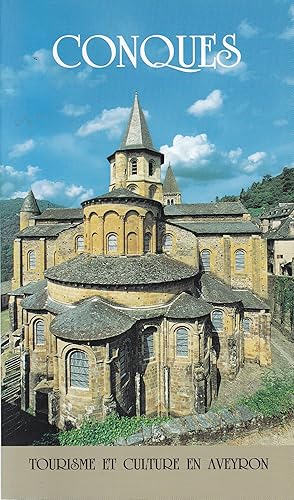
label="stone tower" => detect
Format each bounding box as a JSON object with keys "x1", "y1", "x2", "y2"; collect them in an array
[
  {"x1": 108, "y1": 93, "x2": 164, "y2": 202},
  {"x1": 19, "y1": 190, "x2": 40, "y2": 230},
  {"x1": 163, "y1": 164, "x2": 182, "y2": 206}
]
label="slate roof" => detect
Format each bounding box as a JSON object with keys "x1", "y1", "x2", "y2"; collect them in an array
[
  {"x1": 163, "y1": 165, "x2": 180, "y2": 194},
  {"x1": 34, "y1": 208, "x2": 83, "y2": 221},
  {"x1": 164, "y1": 201, "x2": 248, "y2": 217},
  {"x1": 9, "y1": 280, "x2": 47, "y2": 296},
  {"x1": 168, "y1": 220, "x2": 261, "y2": 234},
  {"x1": 82, "y1": 188, "x2": 162, "y2": 209},
  {"x1": 265, "y1": 217, "x2": 294, "y2": 240},
  {"x1": 20, "y1": 190, "x2": 40, "y2": 214},
  {"x1": 1, "y1": 281, "x2": 12, "y2": 295},
  {"x1": 17, "y1": 223, "x2": 80, "y2": 238},
  {"x1": 165, "y1": 292, "x2": 212, "y2": 319},
  {"x1": 199, "y1": 273, "x2": 240, "y2": 304},
  {"x1": 261, "y1": 203, "x2": 294, "y2": 219},
  {"x1": 120, "y1": 93, "x2": 155, "y2": 151},
  {"x1": 21, "y1": 287, "x2": 48, "y2": 310},
  {"x1": 50, "y1": 298, "x2": 137, "y2": 341},
  {"x1": 45, "y1": 253, "x2": 198, "y2": 286},
  {"x1": 233, "y1": 290, "x2": 269, "y2": 310}
]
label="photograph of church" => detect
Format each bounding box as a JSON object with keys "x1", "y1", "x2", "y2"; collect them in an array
[{"x1": 8, "y1": 94, "x2": 272, "y2": 430}]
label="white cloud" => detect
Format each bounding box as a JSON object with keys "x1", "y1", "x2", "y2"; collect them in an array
[
  {"x1": 227, "y1": 147, "x2": 243, "y2": 164},
  {"x1": 160, "y1": 134, "x2": 216, "y2": 166},
  {"x1": 216, "y1": 60, "x2": 248, "y2": 79},
  {"x1": 187, "y1": 90, "x2": 223, "y2": 117},
  {"x1": 273, "y1": 118, "x2": 288, "y2": 126},
  {"x1": 0, "y1": 164, "x2": 40, "y2": 197},
  {"x1": 242, "y1": 151, "x2": 267, "y2": 172},
  {"x1": 280, "y1": 4, "x2": 294, "y2": 39},
  {"x1": 61, "y1": 104, "x2": 91, "y2": 117},
  {"x1": 238, "y1": 19, "x2": 259, "y2": 38},
  {"x1": 77, "y1": 107, "x2": 131, "y2": 138},
  {"x1": 8, "y1": 139, "x2": 35, "y2": 158}
]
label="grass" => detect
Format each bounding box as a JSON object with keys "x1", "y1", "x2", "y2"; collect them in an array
[{"x1": 1, "y1": 309, "x2": 10, "y2": 335}]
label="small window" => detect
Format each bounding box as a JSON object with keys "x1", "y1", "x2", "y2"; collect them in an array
[
  {"x1": 163, "y1": 234, "x2": 173, "y2": 251},
  {"x1": 107, "y1": 233, "x2": 117, "y2": 252},
  {"x1": 130, "y1": 159, "x2": 137, "y2": 175},
  {"x1": 143, "y1": 329, "x2": 154, "y2": 360},
  {"x1": 127, "y1": 184, "x2": 138, "y2": 192},
  {"x1": 69, "y1": 351, "x2": 89, "y2": 388},
  {"x1": 211, "y1": 310, "x2": 224, "y2": 332},
  {"x1": 76, "y1": 236, "x2": 84, "y2": 251},
  {"x1": 35, "y1": 320, "x2": 45, "y2": 345},
  {"x1": 144, "y1": 233, "x2": 151, "y2": 253},
  {"x1": 28, "y1": 250, "x2": 36, "y2": 269},
  {"x1": 149, "y1": 185, "x2": 157, "y2": 199},
  {"x1": 149, "y1": 160, "x2": 155, "y2": 176},
  {"x1": 170, "y1": 199, "x2": 174, "y2": 205},
  {"x1": 235, "y1": 250, "x2": 245, "y2": 272},
  {"x1": 167, "y1": 199, "x2": 170, "y2": 205},
  {"x1": 201, "y1": 250, "x2": 211, "y2": 272},
  {"x1": 243, "y1": 318, "x2": 251, "y2": 334},
  {"x1": 176, "y1": 328, "x2": 189, "y2": 357}
]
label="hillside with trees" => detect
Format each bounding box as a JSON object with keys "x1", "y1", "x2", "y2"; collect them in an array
[
  {"x1": 1, "y1": 198, "x2": 59, "y2": 282},
  {"x1": 217, "y1": 167, "x2": 294, "y2": 215}
]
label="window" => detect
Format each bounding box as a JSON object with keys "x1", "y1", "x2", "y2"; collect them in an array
[
  {"x1": 119, "y1": 341, "x2": 130, "y2": 389},
  {"x1": 35, "y1": 320, "x2": 45, "y2": 345},
  {"x1": 127, "y1": 184, "x2": 138, "y2": 192},
  {"x1": 243, "y1": 318, "x2": 251, "y2": 334},
  {"x1": 76, "y1": 236, "x2": 84, "y2": 251},
  {"x1": 107, "y1": 233, "x2": 117, "y2": 252},
  {"x1": 163, "y1": 234, "x2": 173, "y2": 251},
  {"x1": 235, "y1": 249, "x2": 245, "y2": 272},
  {"x1": 149, "y1": 185, "x2": 157, "y2": 199},
  {"x1": 143, "y1": 329, "x2": 154, "y2": 360},
  {"x1": 149, "y1": 160, "x2": 155, "y2": 176},
  {"x1": 144, "y1": 233, "x2": 151, "y2": 253},
  {"x1": 211, "y1": 310, "x2": 224, "y2": 332},
  {"x1": 201, "y1": 250, "x2": 211, "y2": 271},
  {"x1": 167, "y1": 199, "x2": 170, "y2": 205},
  {"x1": 170, "y1": 199, "x2": 174, "y2": 205},
  {"x1": 130, "y1": 159, "x2": 137, "y2": 175},
  {"x1": 176, "y1": 328, "x2": 189, "y2": 357},
  {"x1": 69, "y1": 351, "x2": 89, "y2": 388},
  {"x1": 28, "y1": 250, "x2": 36, "y2": 269}
]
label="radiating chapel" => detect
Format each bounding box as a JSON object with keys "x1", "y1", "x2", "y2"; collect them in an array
[{"x1": 9, "y1": 94, "x2": 271, "y2": 429}]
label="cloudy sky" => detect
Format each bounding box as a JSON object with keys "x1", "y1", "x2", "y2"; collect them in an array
[{"x1": 1, "y1": 0, "x2": 293, "y2": 205}]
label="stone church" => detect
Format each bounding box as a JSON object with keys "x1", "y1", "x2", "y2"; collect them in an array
[{"x1": 9, "y1": 94, "x2": 271, "y2": 429}]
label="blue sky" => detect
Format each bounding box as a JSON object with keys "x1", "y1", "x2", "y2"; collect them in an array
[{"x1": 1, "y1": 0, "x2": 293, "y2": 205}]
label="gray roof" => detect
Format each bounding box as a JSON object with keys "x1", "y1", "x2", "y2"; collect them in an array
[
  {"x1": 169, "y1": 220, "x2": 261, "y2": 235},
  {"x1": 82, "y1": 188, "x2": 162, "y2": 210},
  {"x1": 45, "y1": 253, "x2": 198, "y2": 286},
  {"x1": 34, "y1": 208, "x2": 83, "y2": 221},
  {"x1": 265, "y1": 217, "x2": 294, "y2": 240},
  {"x1": 1, "y1": 281, "x2": 12, "y2": 295},
  {"x1": 163, "y1": 165, "x2": 180, "y2": 194},
  {"x1": 166, "y1": 293, "x2": 212, "y2": 319},
  {"x1": 233, "y1": 290, "x2": 269, "y2": 310},
  {"x1": 120, "y1": 93, "x2": 155, "y2": 151},
  {"x1": 9, "y1": 280, "x2": 47, "y2": 296},
  {"x1": 164, "y1": 201, "x2": 248, "y2": 217},
  {"x1": 261, "y1": 203, "x2": 294, "y2": 219},
  {"x1": 21, "y1": 287, "x2": 48, "y2": 310},
  {"x1": 17, "y1": 223, "x2": 80, "y2": 238},
  {"x1": 50, "y1": 297, "x2": 137, "y2": 341},
  {"x1": 20, "y1": 190, "x2": 40, "y2": 214},
  {"x1": 19, "y1": 280, "x2": 71, "y2": 314},
  {"x1": 199, "y1": 273, "x2": 240, "y2": 304}
]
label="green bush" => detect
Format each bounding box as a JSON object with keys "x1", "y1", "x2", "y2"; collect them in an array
[{"x1": 238, "y1": 370, "x2": 294, "y2": 417}]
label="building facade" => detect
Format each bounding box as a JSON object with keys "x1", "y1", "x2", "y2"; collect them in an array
[{"x1": 9, "y1": 94, "x2": 271, "y2": 429}]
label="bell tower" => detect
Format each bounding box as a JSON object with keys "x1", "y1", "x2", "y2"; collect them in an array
[{"x1": 108, "y1": 93, "x2": 164, "y2": 203}]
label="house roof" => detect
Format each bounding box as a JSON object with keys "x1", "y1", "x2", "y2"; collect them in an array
[
  {"x1": 261, "y1": 203, "x2": 294, "y2": 219},
  {"x1": 120, "y1": 93, "x2": 155, "y2": 151},
  {"x1": 1, "y1": 281, "x2": 12, "y2": 295},
  {"x1": 82, "y1": 188, "x2": 162, "y2": 210},
  {"x1": 265, "y1": 216, "x2": 294, "y2": 240},
  {"x1": 164, "y1": 201, "x2": 248, "y2": 217},
  {"x1": 165, "y1": 292, "x2": 212, "y2": 319},
  {"x1": 20, "y1": 190, "x2": 40, "y2": 214},
  {"x1": 45, "y1": 253, "x2": 198, "y2": 286},
  {"x1": 163, "y1": 165, "x2": 180, "y2": 194},
  {"x1": 34, "y1": 208, "x2": 83, "y2": 221},
  {"x1": 17, "y1": 222, "x2": 80, "y2": 238},
  {"x1": 233, "y1": 290, "x2": 269, "y2": 310},
  {"x1": 9, "y1": 280, "x2": 47, "y2": 296},
  {"x1": 199, "y1": 273, "x2": 240, "y2": 304},
  {"x1": 168, "y1": 220, "x2": 261, "y2": 235}
]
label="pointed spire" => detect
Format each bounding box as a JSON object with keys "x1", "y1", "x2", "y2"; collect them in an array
[
  {"x1": 163, "y1": 164, "x2": 180, "y2": 194},
  {"x1": 120, "y1": 93, "x2": 155, "y2": 151},
  {"x1": 20, "y1": 190, "x2": 40, "y2": 214}
]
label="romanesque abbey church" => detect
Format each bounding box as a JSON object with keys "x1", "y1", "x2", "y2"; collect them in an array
[{"x1": 9, "y1": 94, "x2": 271, "y2": 429}]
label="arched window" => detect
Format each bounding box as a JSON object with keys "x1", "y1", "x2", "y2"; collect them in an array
[
  {"x1": 107, "y1": 233, "x2": 117, "y2": 252},
  {"x1": 76, "y1": 236, "x2": 84, "y2": 251},
  {"x1": 170, "y1": 199, "x2": 174, "y2": 205},
  {"x1": 69, "y1": 351, "x2": 89, "y2": 388},
  {"x1": 200, "y1": 250, "x2": 211, "y2": 271},
  {"x1": 28, "y1": 250, "x2": 36, "y2": 269},
  {"x1": 176, "y1": 328, "x2": 189, "y2": 357},
  {"x1": 35, "y1": 320, "x2": 45, "y2": 345},
  {"x1": 144, "y1": 232, "x2": 151, "y2": 253},
  {"x1": 167, "y1": 199, "x2": 170, "y2": 205},
  {"x1": 149, "y1": 160, "x2": 155, "y2": 176},
  {"x1": 142, "y1": 329, "x2": 154, "y2": 360},
  {"x1": 235, "y1": 249, "x2": 245, "y2": 272},
  {"x1": 163, "y1": 234, "x2": 173, "y2": 251},
  {"x1": 243, "y1": 318, "x2": 251, "y2": 334},
  {"x1": 149, "y1": 185, "x2": 157, "y2": 199},
  {"x1": 130, "y1": 159, "x2": 137, "y2": 175},
  {"x1": 127, "y1": 184, "x2": 138, "y2": 192},
  {"x1": 211, "y1": 310, "x2": 224, "y2": 332}
]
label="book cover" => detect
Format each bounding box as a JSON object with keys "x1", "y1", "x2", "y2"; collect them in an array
[{"x1": 1, "y1": 1, "x2": 293, "y2": 499}]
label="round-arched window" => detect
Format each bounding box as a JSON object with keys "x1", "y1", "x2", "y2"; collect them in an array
[
  {"x1": 211, "y1": 310, "x2": 224, "y2": 332},
  {"x1": 35, "y1": 319, "x2": 45, "y2": 345},
  {"x1": 76, "y1": 236, "x2": 84, "y2": 251},
  {"x1": 235, "y1": 249, "x2": 245, "y2": 272},
  {"x1": 243, "y1": 318, "x2": 251, "y2": 334},
  {"x1": 69, "y1": 351, "x2": 89, "y2": 388},
  {"x1": 107, "y1": 233, "x2": 118, "y2": 252},
  {"x1": 28, "y1": 250, "x2": 36, "y2": 269},
  {"x1": 176, "y1": 327, "x2": 189, "y2": 357},
  {"x1": 200, "y1": 250, "x2": 211, "y2": 272},
  {"x1": 144, "y1": 232, "x2": 151, "y2": 253},
  {"x1": 163, "y1": 234, "x2": 173, "y2": 251}
]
